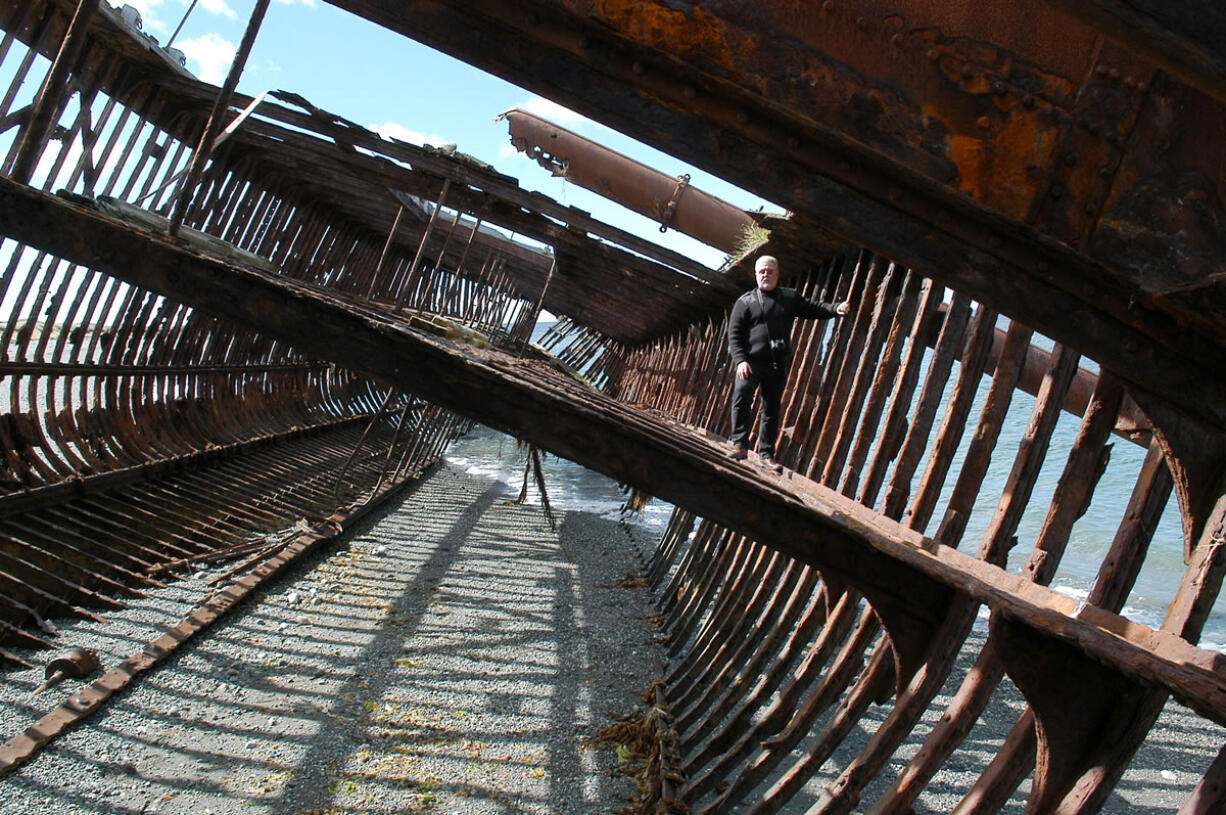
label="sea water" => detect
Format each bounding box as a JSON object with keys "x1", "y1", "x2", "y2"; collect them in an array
[{"x1": 448, "y1": 322, "x2": 1226, "y2": 653}]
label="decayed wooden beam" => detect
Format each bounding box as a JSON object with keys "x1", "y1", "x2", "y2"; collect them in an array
[{"x1": 4, "y1": 176, "x2": 1226, "y2": 730}]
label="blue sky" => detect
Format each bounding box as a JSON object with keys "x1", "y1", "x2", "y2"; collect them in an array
[{"x1": 119, "y1": 0, "x2": 781, "y2": 269}]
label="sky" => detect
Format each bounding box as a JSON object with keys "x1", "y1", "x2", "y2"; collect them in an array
[{"x1": 117, "y1": 0, "x2": 782, "y2": 269}]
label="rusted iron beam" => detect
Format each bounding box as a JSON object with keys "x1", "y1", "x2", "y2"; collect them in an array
[
  {"x1": 329, "y1": 0, "x2": 1226, "y2": 436},
  {"x1": 1035, "y1": 0, "x2": 1226, "y2": 103},
  {"x1": 167, "y1": 0, "x2": 270, "y2": 235},
  {"x1": 7, "y1": 0, "x2": 99, "y2": 184},
  {"x1": 7, "y1": 178, "x2": 1226, "y2": 729}
]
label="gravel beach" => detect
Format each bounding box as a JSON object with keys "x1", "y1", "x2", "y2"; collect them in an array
[
  {"x1": 0, "y1": 427, "x2": 1222, "y2": 814},
  {"x1": 0, "y1": 431, "x2": 657, "y2": 815}
]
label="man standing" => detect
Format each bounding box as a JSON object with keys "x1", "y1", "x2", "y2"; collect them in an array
[{"x1": 727, "y1": 255, "x2": 850, "y2": 470}]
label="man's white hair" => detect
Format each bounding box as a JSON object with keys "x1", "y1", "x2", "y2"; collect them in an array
[{"x1": 755, "y1": 255, "x2": 779, "y2": 271}]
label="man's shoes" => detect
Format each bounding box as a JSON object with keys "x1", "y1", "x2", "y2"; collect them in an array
[
  {"x1": 757, "y1": 454, "x2": 783, "y2": 473},
  {"x1": 728, "y1": 445, "x2": 748, "y2": 461}
]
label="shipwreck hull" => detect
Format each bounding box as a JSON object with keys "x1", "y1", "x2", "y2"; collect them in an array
[{"x1": 2, "y1": 0, "x2": 1226, "y2": 811}]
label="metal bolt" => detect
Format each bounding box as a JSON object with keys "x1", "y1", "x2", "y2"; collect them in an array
[
  {"x1": 1095, "y1": 64, "x2": 1108, "y2": 77},
  {"x1": 822, "y1": 0, "x2": 834, "y2": 12},
  {"x1": 961, "y1": 65, "x2": 974, "y2": 81},
  {"x1": 1136, "y1": 81, "x2": 1147, "y2": 93},
  {"x1": 975, "y1": 115, "x2": 991, "y2": 131},
  {"x1": 992, "y1": 81, "x2": 1006, "y2": 95},
  {"x1": 856, "y1": 16, "x2": 868, "y2": 30},
  {"x1": 1022, "y1": 94, "x2": 1036, "y2": 108},
  {"x1": 1108, "y1": 68, "x2": 1120, "y2": 80},
  {"x1": 891, "y1": 33, "x2": 904, "y2": 48},
  {"x1": 926, "y1": 48, "x2": 939, "y2": 62}
]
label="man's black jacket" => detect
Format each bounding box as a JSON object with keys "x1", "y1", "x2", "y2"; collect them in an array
[{"x1": 728, "y1": 286, "x2": 840, "y2": 369}]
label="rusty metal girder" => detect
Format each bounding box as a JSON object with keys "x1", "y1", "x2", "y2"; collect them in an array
[{"x1": 325, "y1": 0, "x2": 1226, "y2": 436}]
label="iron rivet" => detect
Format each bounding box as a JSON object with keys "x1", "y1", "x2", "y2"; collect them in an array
[
  {"x1": 975, "y1": 116, "x2": 990, "y2": 131},
  {"x1": 891, "y1": 33, "x2": 904, "y2": 48},
  {"x1": 632, "y1": 61, "x2": 645, "y2": 75},
  {"x1": 1136, "y1": 81, "x2": 1147, "y2": 93},
  {"x1": 822, "y1": 0, "x2": 834, "y2": 11},
  {"x1": 1108, "y1": 68, "x2": 1120, "y2": 80},
  {"x1": 992, "y1": 81, "x2": 1006, "y2": 95},
  {"x1": 1099, "y1": 165, "x2": 1112, "y2": 177},
  {"x1": 1022, "y1": 94, "x2": 1035, "y2": 108},
  {"x1": 1049, "y1": 184, "x2": 1065, "y2": 199},
  {"x1": 1095, "y1": 65, "x2": 1108, "y2": 77},
  {"x1": 1124, "y1": 76, "x2": 1135, "y2": 89},
  {"x1": 926, "y1": 48, "x2": 939, "y2": 62},
  {"x1": 1063, "y1": 152, "x2": 1077, "y2": 167},
  {"x1": 856, "y1": 16, "x2": 867, "y2": 30},
  {"x1": 961, "y1": 65, "x2": 974, "y2": 81}
]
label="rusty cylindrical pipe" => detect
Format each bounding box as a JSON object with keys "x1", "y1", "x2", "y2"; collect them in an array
[{"x1": 500, "y1": 108, "x2": 755, "y2": 253}]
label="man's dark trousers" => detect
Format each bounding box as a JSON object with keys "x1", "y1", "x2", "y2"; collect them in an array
[{"x1": 730, "y1": 362, "x2": 787, "y2": 457}]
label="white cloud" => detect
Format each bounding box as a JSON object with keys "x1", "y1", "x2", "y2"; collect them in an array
[
  {"x1": 514, "y1": 96, "x2": 602, "y2": 130},
  {"x1": 178, "y1": 32, "x2": 237, "y2": 85},
  {"x1": 199, "y1": 0, "x2": 237, "y2": 20},
  {"x1": 117, "y1": 0, "x2": 170, "y2": 36},
  {"x1": 372, "y1": 121, "x2": 449, "y2": 149}
]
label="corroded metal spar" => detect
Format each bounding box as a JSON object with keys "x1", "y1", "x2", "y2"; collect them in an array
[{"x1": 500, "y1": 108, "x2": 756, "y2": 253}]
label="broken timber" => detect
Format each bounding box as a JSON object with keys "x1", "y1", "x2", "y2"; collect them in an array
[{"x1": 4, "y1": 177, "x2": 1225, "y2": 733}]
